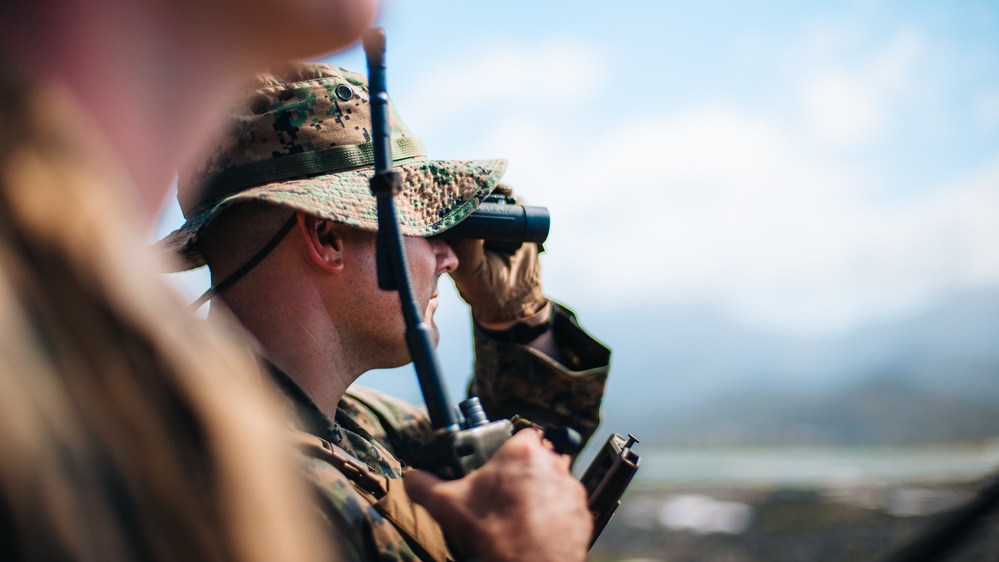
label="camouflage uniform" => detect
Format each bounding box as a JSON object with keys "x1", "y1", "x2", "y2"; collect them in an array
[
  {"x1": 159, "y1": 62, "x2": 611, "y2": 561},
  {"x1": 273, "y1": 302, "x2": 609, "y2": 562}
]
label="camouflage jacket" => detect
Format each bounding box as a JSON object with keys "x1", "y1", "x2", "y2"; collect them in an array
[{"x1": 273, "y1": 301, "x2": 610, "y2": 561}]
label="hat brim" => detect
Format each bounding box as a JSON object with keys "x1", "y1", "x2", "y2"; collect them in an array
[{"x1": 156, "y1": 157, "x2": 507, "y2": 272}]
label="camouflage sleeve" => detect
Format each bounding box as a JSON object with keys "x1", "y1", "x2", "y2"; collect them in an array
[{"x1": 468, "y1": 300, "x2": 611, "y2": 447}]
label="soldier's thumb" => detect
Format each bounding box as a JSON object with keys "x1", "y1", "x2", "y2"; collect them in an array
[{"x1": 403, "y1": 469, "x2": 447, "y2": 510}]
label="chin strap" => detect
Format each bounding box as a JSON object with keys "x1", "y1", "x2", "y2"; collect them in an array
[{"x1": 190, "y1": 214, "x2": 297, "y2": 311}]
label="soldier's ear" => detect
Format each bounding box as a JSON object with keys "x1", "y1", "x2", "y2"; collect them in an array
[{"x1": 297, "y1": 213, "x2": 344, "y2": 274}]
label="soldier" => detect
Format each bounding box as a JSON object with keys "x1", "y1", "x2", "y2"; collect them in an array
[{"x1": 159, "y1": 61, "x2": 611, "y2": 561}]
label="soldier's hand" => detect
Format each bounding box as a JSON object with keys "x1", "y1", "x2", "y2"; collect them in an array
[
  {"x1": 403, "y1": 429, "x2": 592, "y2": 562},
  {"x1": 447, "y1": 237, "x2": 547, "y2": 328}
]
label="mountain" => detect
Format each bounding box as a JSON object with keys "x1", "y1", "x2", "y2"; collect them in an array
[{"x1": 593, "y1": 286, "x2": 999, "y2": 445}]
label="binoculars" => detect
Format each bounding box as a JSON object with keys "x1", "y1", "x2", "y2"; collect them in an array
[{"x1": 435, "y1": 194, "x2": 550, "y2": 252}]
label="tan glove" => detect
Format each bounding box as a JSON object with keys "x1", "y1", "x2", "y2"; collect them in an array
[{"x1": 448, "y1": 237, "x2": 548, "y2": 328}]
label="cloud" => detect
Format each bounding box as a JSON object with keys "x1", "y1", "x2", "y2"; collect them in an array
[
  {"x1": 975, "y1": 90, "x2": 999, "y2": 131},
  {"x1": 397, "y1": 39, "x2": 605, "y2": 143},
  {"x1": 798, "y1": 28, "x2": 925, "y2": 147},
  {"x1": 800, "y1": 69, "x2": 880, "y2": 146},
  {"x1": 487, "y1": 102, "x2": 999, "y2": 335}
]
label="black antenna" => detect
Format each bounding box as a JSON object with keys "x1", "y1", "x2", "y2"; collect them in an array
[{"x1": 362, "y1": 28, "x2": 458, "y2": 431}]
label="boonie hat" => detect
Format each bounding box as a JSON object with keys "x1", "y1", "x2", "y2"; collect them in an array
[{"x1": 159, "y1": 62, "x2": 507, "y2": 271}]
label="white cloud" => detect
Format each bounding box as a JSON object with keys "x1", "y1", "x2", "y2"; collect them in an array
[
  {"x1": 801, "y1": 69, "x2": 880, "y2": 146},
  {"x1": 975, "y1": 90, "x2": 999, "y2": 131},
  {"x1": 478, "y1": 100, "x2": 999, "y2": 335},
  {"x1": 397, "y1": 39, "x2": 605, "y2": 143},
  {"x1": 798, "y1": 28, "x2": 925, "y2": 147}
]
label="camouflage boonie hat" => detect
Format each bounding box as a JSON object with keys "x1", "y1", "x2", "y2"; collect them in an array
[{"x1": 159, "y1": 62, "x2": 507, "y2": 271}]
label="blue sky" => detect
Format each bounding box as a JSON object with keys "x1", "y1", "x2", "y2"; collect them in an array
[{"x1": 156, "y1": 1, "x2": 999, "y2": 393}]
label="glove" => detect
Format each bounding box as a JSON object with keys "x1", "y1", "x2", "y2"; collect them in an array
[{"x1": 448, "y1": 237, "x2": 548, "y2": 328}]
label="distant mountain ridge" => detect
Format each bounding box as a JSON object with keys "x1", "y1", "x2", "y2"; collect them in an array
[{"x1": 594, "y1": 286, "x2": 999, "y2": 445}]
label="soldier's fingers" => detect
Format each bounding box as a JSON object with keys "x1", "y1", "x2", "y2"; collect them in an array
[
  {"x1": 402, "y1": 469, "x2": 443, "y2": 505},
  {"x1": 539, "y1": 436, "x2": 577, "y2": 470},
  {"x1": 506, "y1": 429, "x2": 573, "y2": 474},
  {"x1": 447, "y1": 239, "x2": 486, "y2": 273}
]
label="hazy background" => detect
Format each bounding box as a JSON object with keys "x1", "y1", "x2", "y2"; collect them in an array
[{"x1": 156, "y1": 1, "x2": 999, "y2": 467}]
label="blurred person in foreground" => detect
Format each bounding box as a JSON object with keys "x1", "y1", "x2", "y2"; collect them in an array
[
  {"x1": 0, "y1": 1, "x2": 597, "y2": 561},
  {"x1": 0, "y1": 1, "x2": 375, "y2": 559},
  {"x1": 159, "y1": 61, "x2": 611, "y2": 562}
]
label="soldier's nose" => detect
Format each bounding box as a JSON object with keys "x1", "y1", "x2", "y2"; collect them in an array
[{"x1": 431, "y1": 238, "x2": 458, "y2": 274}]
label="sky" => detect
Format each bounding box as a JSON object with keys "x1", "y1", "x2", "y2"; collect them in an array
[{"x1": 155, "y1": 1, "x2": 999, "y2": 401}]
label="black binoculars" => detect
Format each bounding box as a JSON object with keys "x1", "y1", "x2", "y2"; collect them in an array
[{"x1": 435, "y1": 195, "x2": 550, "y2": 252}]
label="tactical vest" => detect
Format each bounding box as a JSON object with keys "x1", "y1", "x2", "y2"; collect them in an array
[{"x1": 291, "y1": 431, "x2": 455, "y2": 562}]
